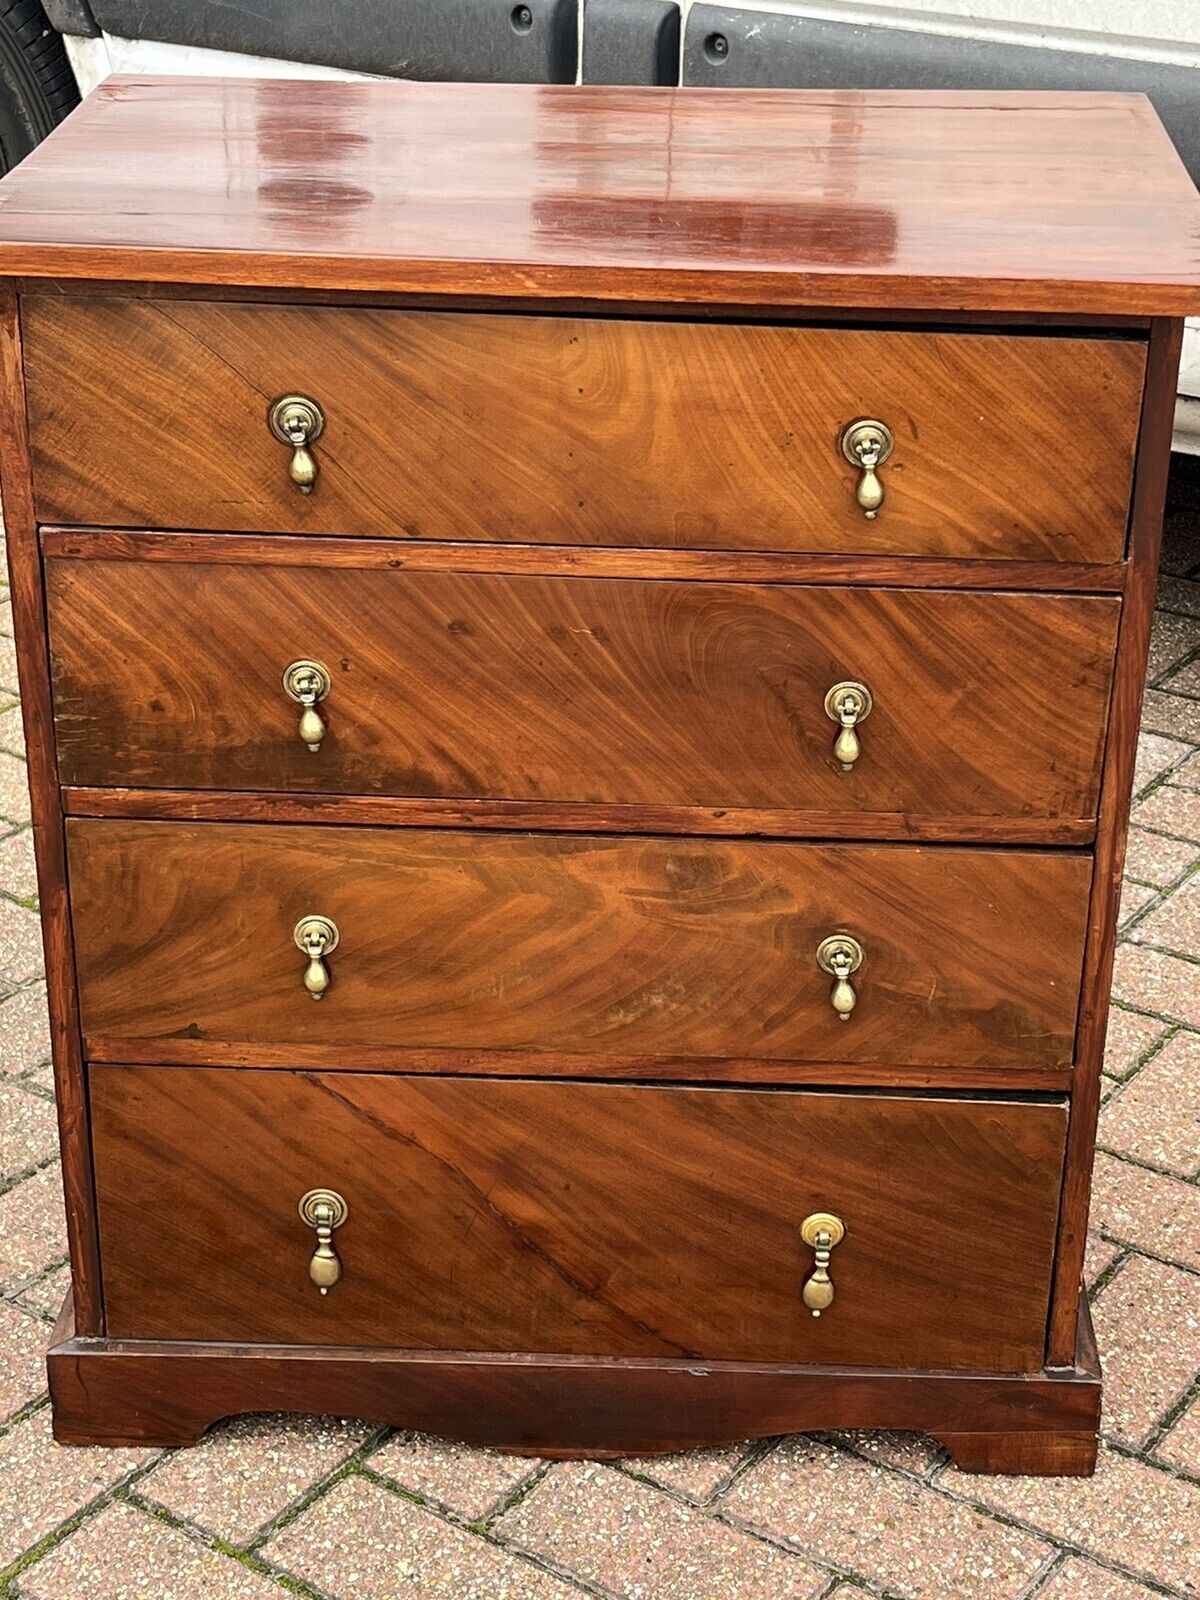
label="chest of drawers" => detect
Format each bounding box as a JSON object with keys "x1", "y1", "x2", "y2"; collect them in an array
[{"x1": 2, "y1": 78, "x2": 1198, "y2": 1477}]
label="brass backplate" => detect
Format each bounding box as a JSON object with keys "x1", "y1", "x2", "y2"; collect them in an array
[
  {"x1": 268, "y1": 394, "x2": 325, "y2": 446},
  {"x1": 800, "y1": 1211, "x2": 846, "y2": 1249},
  {"x1": 840, "y1": 418, "x2": 893, "y2": 467},
  {"x1": 293, "y1": 914, "x2": 340, "y2": 956},
  {"x1": 816, "y1": 934, "x2": 863, "y2": 977},
  {"x1": 823, "y1": 681, "x2": 873, "y2": 725},
  {"x1": 298, "y1": 1188, "x2": 348, "y2": 1230},
  {"x1": 282, "y1": 660, "x2": 331, "y2": 705}
]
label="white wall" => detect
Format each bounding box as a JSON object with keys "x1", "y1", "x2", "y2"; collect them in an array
[
  {"x1": 680, "y1": 0, "x2": 1200, "y2": 445},
  {"x1": 684, "y1": 0, "x2": 1200, "y2": 65}
]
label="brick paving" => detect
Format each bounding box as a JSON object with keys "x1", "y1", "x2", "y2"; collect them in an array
[{"x1": 1, "y1": 469, "x2": 1198, "y2": 1598}]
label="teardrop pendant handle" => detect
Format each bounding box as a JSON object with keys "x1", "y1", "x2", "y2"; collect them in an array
[
  {"x1": 293, "y1": 915, "x2": 339, "y2": 1001},
  {"x1": 840, "y1": 418, "x2": 894, "y2": 519},
  {"x1": 282, "y1": 660, "x2": 331, "y2": 753},
  {"x1": 824, "y1": 681, "x2": 873, "y2": 772},
  {"x1": 299, "y1": 1188, "x2": 348, "y2": 1295},
  {"x1": 269, "y1": 394, "x2": 325, "y2": 494},
  {"x1": 816, "y1": 934, "x2": 864, "y2": 1021},
  {"x1": 800, "y1": 1211, "x2": 845, "y2": 1316},
  {"x1": 289, "y1": 441, "x2": 317, "y2": 491}
]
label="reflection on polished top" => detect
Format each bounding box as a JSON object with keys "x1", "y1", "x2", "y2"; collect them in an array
[{"x1": 0, "y1": 76, "x2": 1197, "y2": 313}]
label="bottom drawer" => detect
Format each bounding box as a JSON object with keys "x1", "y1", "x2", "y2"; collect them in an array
[{"x1": 90, "y1": 1068, "x2": 1066, "y2": 1372}]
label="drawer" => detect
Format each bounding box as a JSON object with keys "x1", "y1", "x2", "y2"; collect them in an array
[
  {"x1": 47, "y1": 555, "x2": 1118, "y2": 833},
  {"x1": 25, "y1": 297, "x2": 1143, "y2": 562},
  {"x1": 90, "y1": 1066, "x2": 1067, "y2": 1371},
  {"x1": 68, "y1": 821, "x2": 1090, "y2": 1073}
]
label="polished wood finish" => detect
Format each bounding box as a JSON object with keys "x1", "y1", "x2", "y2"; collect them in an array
[
  {"x1": 5, "y1": 81, "x2": 1196, "y2": 1469},
  {"x1": 47, "y1": 555, "x2": 1118, "y2": 827},
  {"x1": 7, "y1": 280, "x2": 1159, "y2": 328},
  {"x1": 0, "y1": 80, "x2": 1198, "y2": 315},
  {"x1": 40, "y1": 528, "x2": 1130, "y2": 593},
  {"x1": 90, "y1": 1067, "x2": 1066, "y2": 1371},
  {"x1": 58, "y1": 787, "x2": 1101, "y2": 849},
  {"x1": 0, "y1": 292, "x2": 103, "y2": 1334},
  {"x1": 46, "y1": 1299, "x2": 1101, "y2": 1472},
  {"x1": 78, "y1": 1038, "x2": 1073, "y2": 1092},
  {"x1": 1048, "y1": 317, "x2": 1185, "y2": 1363},
  {"x1": 933, "y1": 1430, "x2": 1098, "y2": 1475},
  {"x1": 25, "y1": 298, "x2": 1144, "y2": 561},
  {"x1": 68, "y1": 822, "x2": 1091, "y2": 1072}
]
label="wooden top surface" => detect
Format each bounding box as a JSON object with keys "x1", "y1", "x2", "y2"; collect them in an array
[{"x1": 0, "y1": 76, "x2": 1197, "y2": 313}]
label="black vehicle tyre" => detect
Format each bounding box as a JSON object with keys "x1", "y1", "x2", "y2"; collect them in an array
[{"x1": 0, "y1": 0, "x2": 76, "y2": 173}]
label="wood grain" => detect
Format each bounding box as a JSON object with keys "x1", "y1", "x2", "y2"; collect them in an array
[
  {"x1": 1048, "y1": 317, "x2": 1185, "y2": 1363},
  {"x1": 0, "y1": 292, "x2": 103, "y2": 1334},
  {"x1": 25, "y1": 298, "x2": 1144, "y2": 563},
  {"x1": 89, "y1": 1066, "x2": 1067, "y2": 1371},
  {"x1": 67, "y1": 821, "x2": 1092, "y2": 1072},
  {"x1": 8, "y1": 280, "x2": 1159, "y2": 326},
  {"x1": 77, "y1": 1037, "x2": 1074, "y2": 1091},
  {"x1": 39, "y1": 527, "x2": 1130, "y2": 594},
  {"x1": 4, "y1": 76, "x2": 1182, "y2": 1463},
  {"x1": 931, "y1": 1430, "x2": 1097, "y2": 1475},
  {"x1": 0, "y1": 80, "x2": 1198, "y2": 315},
  {"x1": 47, "y1": 557, "x2": 1118, "y2": 827},
  {"x1": 47, "y1": 1302, "x2": 1101, "y2": 1471},
  {"x1": 59, "y1": 788, "x2": 1101, "y2": 849}
]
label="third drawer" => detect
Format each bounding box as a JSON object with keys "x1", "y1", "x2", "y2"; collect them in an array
[
  {"x1": 68, "y1": 820, "x2": 1091, "y2": 1075},
  {"x1": 47, "y1": 555, "x2": 1119, "y2": 837}
]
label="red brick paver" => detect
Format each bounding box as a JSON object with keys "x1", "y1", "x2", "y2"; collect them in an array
[
  {"x1": 1090, "y1": 1255, "x2": 1200, "y2": 1448},
  {"x1": 18, "y1": 1502, "x2": 286, "y2": 1600}
]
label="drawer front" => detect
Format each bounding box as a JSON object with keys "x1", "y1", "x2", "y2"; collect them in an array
[
  {"x1": 25, "y1": 298, "x2": 1143, "y2": 562},
  {"x1": 48, "y1": 556, "x2": 1118, "y2": 831},
  {"x1": 68, "y1": 821, "x2": 1090, "y2": 1071},
  {"x1": 91, "y1": 1066, "x2": 1066, "y2": 1370}
]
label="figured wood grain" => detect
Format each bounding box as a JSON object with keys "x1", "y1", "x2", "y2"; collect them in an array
[
  {"x1": 1048, "y1": 317, "x2": 1185, "y2": 1363},
  {"x1": 3, "y1": 78, "x2": 1183, "y2": 1463},
  {"x1": 24, "y1": 298, "x2": 1144, "y2": 562},
  {"x1": 67, "y1": 821, "x2": 1091, "y2": 1071},
  {"x1": 47, "y1": 1305, "x2": 1101, "y2": 1469},
  {"x1": 0, "y1": 292, "x2": 103, "y2": 1334},
  {"x1": 46, "y1": 557, "x2": 1118, "y2": 827},
  {"x1": 89, "y1": 1066, "x2": 1067, "y2": 1371},
  {"x1": 0, "y1": 80, "x2": 1198, "y2": 315}
]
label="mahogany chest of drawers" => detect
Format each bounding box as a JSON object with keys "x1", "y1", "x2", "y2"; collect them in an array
[{"x1": 1, "y1": 77, "x2": 1198, "y2": 1476}]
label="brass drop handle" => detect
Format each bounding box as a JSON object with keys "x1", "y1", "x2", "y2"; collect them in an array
[
  {"x1": 282, "y1": 660, "x2": 331, "y2": 752},
  {"x1": 816, "y1": 934, "x2": 863, "y2": 1021},
  {"x1": 840, "y1": 418, "x2": 894, "y2": 518},
  {"x1": 824, "y1": 681, "x2": 872, "y2": 771},
  {"x1": 801, "y1": 1211, "x2": 845, "y2": 1316},
  {"x1": 294, "y1": 915, "x2": 339, "y2": 1000},
  {"x1": 268, "y1": 394, "x2": 325, "y2": 493},
  {"x1": 299, "y1": 1188, "x2": 348, "y2": 1294}
]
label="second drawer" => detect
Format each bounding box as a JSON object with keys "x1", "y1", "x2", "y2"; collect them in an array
[
  {"x1": 47, "y1": 554, "x2": 1118, "y2": 834},
  {"x1": 68, "y1": 821, "x2": 1091, "y2": 1073}
]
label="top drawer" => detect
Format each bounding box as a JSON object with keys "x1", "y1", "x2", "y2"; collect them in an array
[{"x1": 23, "y1": 298, "x2": 1144, "y2": 563}]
